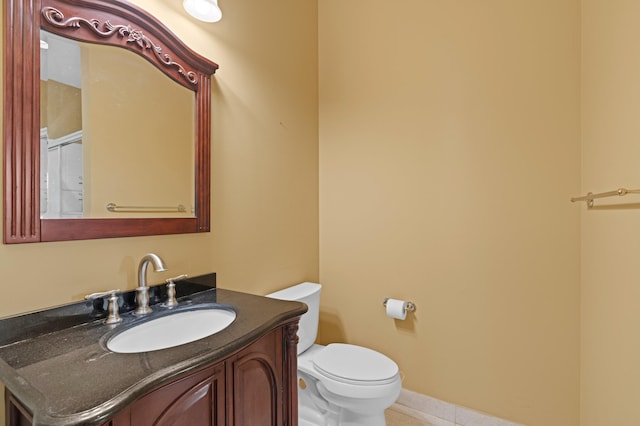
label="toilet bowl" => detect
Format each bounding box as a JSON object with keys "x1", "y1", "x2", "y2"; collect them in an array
[{"x1": 267, "y1": 282, "x2": 401, "y2": 426}]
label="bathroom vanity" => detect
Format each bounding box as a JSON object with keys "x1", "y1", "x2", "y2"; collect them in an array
[{"x1": 0, "y1": 274, "x2": 307, "y2": 425}]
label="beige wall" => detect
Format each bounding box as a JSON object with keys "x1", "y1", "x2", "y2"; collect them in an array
[
  {"x1": 318, "y1": 1, "x2": 581, "y2": 425},
  {"x1": 581, "y1": 1, "x2": 640, "y2": 425},
  {"x1": 0, "y1": 0, "x2": 318, "y2": 326}
]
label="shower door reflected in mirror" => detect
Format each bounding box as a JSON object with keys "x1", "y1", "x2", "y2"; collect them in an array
[{"x1": 40, "y1": 30, "x2": 195, "y2": 219}]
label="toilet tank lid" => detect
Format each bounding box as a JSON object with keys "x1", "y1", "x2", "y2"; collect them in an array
[
  {"x1": 313, "y1": 343, "x2": 399, "y2": 384},
  {"x1": 266, "y1": 282, "x2": 321, "y2": 301}
]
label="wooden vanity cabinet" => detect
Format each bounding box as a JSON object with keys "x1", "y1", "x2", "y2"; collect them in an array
[
  {"x1": 106, "y1": 323, "x2": 298, "y2": 426},
  {"x1": 7, "y1": 322, "x2": 299, "y2": 426}
]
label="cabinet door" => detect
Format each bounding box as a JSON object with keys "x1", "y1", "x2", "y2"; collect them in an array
[
  {"x1": 99, "y1": 408, "x2": 130, "y2": 426},
  {"x1": 228, "y1": 328, "x2": 284, "y2": 426},
  {"x1": 5, "y1": 391, "x2": 32, "y2": 426},
  {"x1": 131, "y1": 363, "x2": 225, "y2": 426}
]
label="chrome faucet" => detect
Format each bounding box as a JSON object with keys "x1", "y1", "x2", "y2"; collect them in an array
[{"x1": 135, "y1": 253, "x2": 168, "y2": 315}]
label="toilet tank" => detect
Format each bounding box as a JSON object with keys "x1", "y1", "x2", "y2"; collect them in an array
[{"x1": 267, "y1": 282, "x2": 321, "y2": 354}]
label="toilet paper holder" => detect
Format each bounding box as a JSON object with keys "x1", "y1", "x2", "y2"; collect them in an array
[{"x1": 383, "y1": 298, "x2": 416, "y2": 313}]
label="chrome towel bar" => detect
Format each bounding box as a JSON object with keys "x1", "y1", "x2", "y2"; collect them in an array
[
  {"x1": 570, "y1": 188, "x2": 640, "y2": 208},
  {"x1": 106, "y1": 203, "x2": 187, "y2": 213}
]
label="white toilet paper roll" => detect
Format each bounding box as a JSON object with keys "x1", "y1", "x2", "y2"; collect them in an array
[{"x1": 386, "y1": 298, "x2": 407, "y2": 320}]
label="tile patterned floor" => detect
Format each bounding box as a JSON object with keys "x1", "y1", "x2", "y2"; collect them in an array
[
  {"x1": 386, "y1": 411, "x2": 432, "y2": 425},
  {"x1": 386, "y1": 404, "x2": 435, "y2": 426}
]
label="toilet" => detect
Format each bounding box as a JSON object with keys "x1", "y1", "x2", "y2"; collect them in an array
[{"x1": 267, "y1": 282, "x2": 402, "y2": 426}]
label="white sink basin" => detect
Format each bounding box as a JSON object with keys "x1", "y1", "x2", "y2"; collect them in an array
[{"x1": 107, "y1": 307, "x2": 236, "y2": 353}]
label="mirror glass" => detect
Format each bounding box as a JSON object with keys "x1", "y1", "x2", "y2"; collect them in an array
[{"x1": 40, "y1": 30, "x2": 195, "y2": 219}]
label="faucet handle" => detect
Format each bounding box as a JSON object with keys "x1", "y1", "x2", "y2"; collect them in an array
[
  {"x1": 165, "y1": 274, "x2": 188, "y2": 307},
  {"x1": 85, "y1": 290, "x2": 122, "y2": 324},
  {"x1": 165, "y1": 274, "x2": 188, "y2": 284},
  {"x1": 85, "y1": 289, "x2": 120, "y2": 300}
]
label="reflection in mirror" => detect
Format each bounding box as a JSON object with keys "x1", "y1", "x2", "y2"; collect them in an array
[{"x1": 40, "y1": 31, "x2": 195, "y2": 219}]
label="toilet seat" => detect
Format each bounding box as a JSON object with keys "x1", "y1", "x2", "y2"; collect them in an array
[
  {"x1": 312, "y1": 343, "x2": 399, "y2": 386},
  {"x1": 299, "y1": 344, "x2": 402, "y2": 401}
]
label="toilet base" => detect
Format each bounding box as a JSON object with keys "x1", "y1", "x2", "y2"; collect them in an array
[
  {"x1": 299, "y1": 419, "x2": 324, "y2": 426},
  {"x1": 316, "y1": 381, "x2": 390, "y2": 426},
  {"x1": 299, "y1": 398, "x2": 387, "y2": 426},
  {"x1": 299, "y1": 400, "x2": 387, "y2": 426},
  {"x1": 337, "y1": 411, "x2": 387, "y2": 426},
  {"x1": 298, "y1": 370, "x2": 394, "y2": 426}
]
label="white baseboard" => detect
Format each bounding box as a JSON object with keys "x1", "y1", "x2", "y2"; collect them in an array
[{"x1": 393, "y1": 389, "x2": 525, "y2": 426}]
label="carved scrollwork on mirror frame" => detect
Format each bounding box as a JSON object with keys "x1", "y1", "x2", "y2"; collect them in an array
[
  {"x1": 3, "y1": 0, "x2": 219, "y2": 243},
  {"x1": 41, "y1": 6, "x2": 199, "y2": 85}
]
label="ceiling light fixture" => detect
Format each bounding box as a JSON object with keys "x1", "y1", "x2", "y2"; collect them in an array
[{"x1": 183, "y1": 0, "x2": 222, "y2": 22}]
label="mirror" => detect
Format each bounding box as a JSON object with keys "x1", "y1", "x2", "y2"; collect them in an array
[
  {"x1": 4, "y1": 0, "x2": 218, "y2": 243},
  {"x1": 40, "y1": 31, "x2": 195, "y2": 219}
]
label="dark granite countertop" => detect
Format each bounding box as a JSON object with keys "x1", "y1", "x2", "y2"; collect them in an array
[{"x1": 0, "y1": 273, "x2": 306, "y2": 426}]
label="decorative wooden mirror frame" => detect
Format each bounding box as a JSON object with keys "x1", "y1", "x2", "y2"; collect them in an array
[{"x1": 3, "y1": 0, "x2": 218, "y2": 243}]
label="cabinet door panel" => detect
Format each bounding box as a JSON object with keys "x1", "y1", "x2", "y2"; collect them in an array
[
  {"x1": 99, "y1": 408, "x2": 130, "y2": 426},
  {"x1": 5, "y1": 392, "x2": 32, "y2": 426},
  {"x1": 131, "y1": 363, "x2": 225, "y2": 426},
  {"x1": 229, "y1": 329, "x2": 283, "y2": 426}
]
